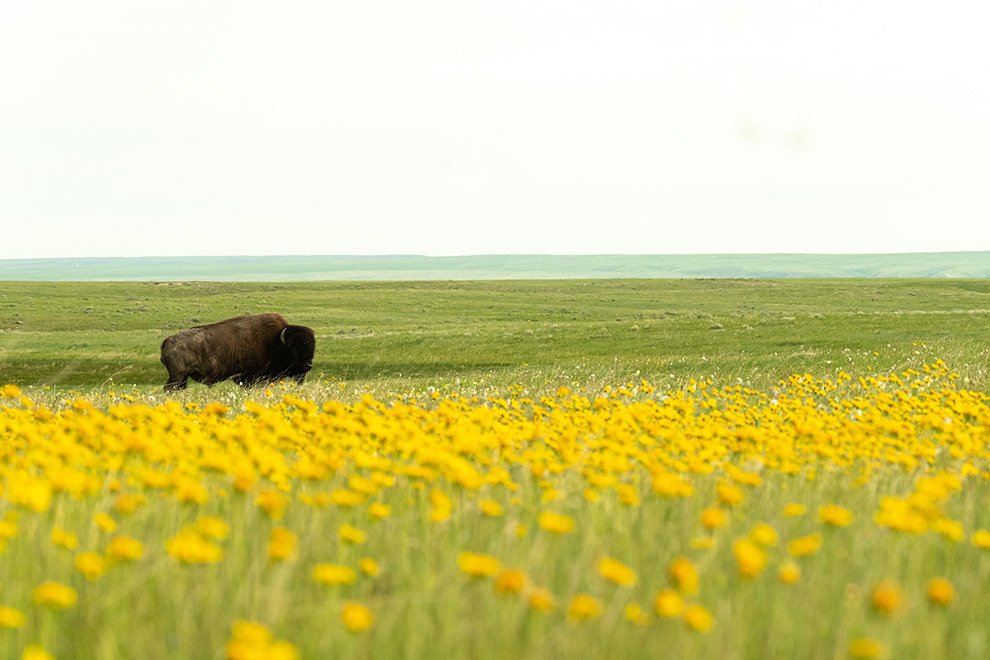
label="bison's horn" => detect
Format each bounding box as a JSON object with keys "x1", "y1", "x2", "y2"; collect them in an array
[{"x1": 279, "y1": 328, "x2": 288, "y2": 345}]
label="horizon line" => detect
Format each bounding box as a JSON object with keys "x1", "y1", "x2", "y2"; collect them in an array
[{"x1": 2, "y1": 250, "x2": 988, "y2": 262}]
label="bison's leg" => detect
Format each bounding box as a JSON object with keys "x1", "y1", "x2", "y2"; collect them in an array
[
  {"x1": 234, "y1": 374, "x2": 255, "y2": 387},
  {"x1": 293, "y1": 374, "x2": 306, "y2": 385},
  {"x1": 164, "y1": 373, "x2": 188, "y2": 391}
]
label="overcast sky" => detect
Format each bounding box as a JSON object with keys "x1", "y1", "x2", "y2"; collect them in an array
[{"x1": 2, "y1": 0, "x2": 988, "y2": 259}]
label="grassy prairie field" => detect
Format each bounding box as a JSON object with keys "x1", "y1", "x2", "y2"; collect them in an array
[
  {"x1": 1, "y1": 278, "x2": 990, "y2": 660},
  {"x1": 1, "y1": 278, "x2": 989, "y2": 394}
]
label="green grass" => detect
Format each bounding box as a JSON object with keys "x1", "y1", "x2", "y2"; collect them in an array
[
  {"x1": 3, "y1": 278, "x2": 990, "y2": 659},
  {"x1": 2, "y1": 279, "x2": 990, "y2": 395},
  {"x1": 1, "y1": 366, "x2": 988, "y2": 660}
]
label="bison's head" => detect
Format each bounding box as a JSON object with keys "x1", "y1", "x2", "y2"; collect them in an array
[{"x1": 278, "y1": 325, "x2": 316, "y2": 375}]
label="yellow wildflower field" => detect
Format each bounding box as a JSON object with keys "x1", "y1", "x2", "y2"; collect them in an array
[{"x1": 0, "y1": 360, "x2": 989, "y2": 659}]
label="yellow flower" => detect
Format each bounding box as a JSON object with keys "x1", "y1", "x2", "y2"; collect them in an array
[
  {"x1": 527, "y1": 587, "x2": 556, "y2": 612},
  {"x1": 874, "y1": 497, "x2": 927, "y2": 534},
  {"x1": 0, "y1": 384, "x2": 22, "y2": 398},
  {"x1": 175, "y1": 478, "x2": 210, "y2": 505},
  {"x1": 166, "y1": 531, "x2": 223, "y2": 564},
  {"x1": 716, "y1": 483, "x2": 744, "y2": 507},
  {"x1": 480, "y1": 499, "x2": 503, "y2": 517},
  {"x1": 537, "y1": 511, "x2": 575, "y2": 534},
  {"x1": 778, "y1": 561, "x2": 801, "y2": 584},
  {"x1": 927, "y1": 578, "x2": 954, "y2": 606},
  {"x1": 494, "y1": 568, "x2": 526, "y2": 594},
  {"x1": 51, "y1": 526, "x2": 78, "y2": 550},
  {"x1": 256, "y1": 490, "x2": 289, "y2": 520},
  {"x1": 598, "y1": 557, "x2": 637, "y2": 587},
  {"x1": 818, "y1": 504, "x2": 854, "y2": 527},
  {"x1": 616, "y1": 483, "x2": 640, "y2": 506},
  {"x1": 229, "y1": 620, "x2": 271, "y2": 647},
  {"x1": 971, "y1": 529, "x2": 990, "y2": 549},
  {"x1": 651, "y1": 472, "x2": 694, "y2": 498},
  {"x1": 783, "y1": 503, "x2": 806, "y2": 517},
  {"x1": 429, "y1": 490, "x2": 452, "y2": 522},
  {"x1": 195, "y1": 516, "x2": 230, "y2": 540},
  {"x1": 232, "y1": 469, "x2": 258, "y2": 493},
  {"x1": 623, "y1": 602, "x2": 649, "y2": 625},
  {"x1": 22, "y1": 646, "x2": 55, "y2": 660},
  {"x1": 202, "y1": 402, "x2": 231, "y2": 415},
  {"x1": 339, "y1": 524, "x2": 367, "y2": 544},
  {"x1": 849, "y1": 638, "x2": 884, "y2": 659},
  {"x1": 727, "y1": 465, "x2": 762, "y2": 487},
  {"x1": 359, "y1": 557, "x2": 380, "y2": 577},
  {"x1": 0, "y1": 606, "x2": 25, "y2": 628},
  {"x1": 457, "y1": 552, "x2": 499, "y2": 578},
  {"x1": 0, "y1": 520, "x2": 16, "y2": 540},
  {"x1": 733, "y1": 539, "x2": 767, "y2": 578},
  {"x1": 700, "y1": 507, "x2": 728, "y2": 530},
  {"x1": 340, "y1": 602, "x2": 374, "y2": 633},
  {"x1": 114, "y1": 493, "x2": 147, "y2": 514},
  {"x1": 871, "y1": 579, "x2": 903, "y2": 615},
  {"x1": 668, "y1": 557, "x2": 699, "y2": 595},
  {"x1": 348, "y1": 475, "x2": 378, "y2": 495},
  {"x1": 107, "y1": 536, "x2": 144, "y2": 561},
  {"x1": 32, "y1": 581, "x2": 78, "y2": 609},
  {"x1": 369, "y1": 503, "x2": 391, "y2": 520},
  {"x1": 330, "y1": 488, "x2": 368, "y2": 506},
  {"x1": 684, "y1": 604, "x2": 714, "y2": 632},
  {"x1": 268, "y1": 527, "x2": 298, "y2": 561},
  {"x1": 226, "y1": 620, "x2": 299, "y2": 660},
  {"x1": 787, "y1": 533, "x2": 823, "y2": 557},
  {"x1": 749, "y1": 522, "x2": 778, "y2": 546},
  {"x1": 654, "y1": 588, "x2": 685, "y2": 618},
  {"x1": 74, "y1": 552, "x2": 107, "y2": 580},
  {"x1": 94, "y1": 513, "x2": 117, "y2": 533},
  {"x1": 7, "y1": 475, "x2": 52, "y2": 513},
  {"x1": 931, "y1": 518, "x2": 964, "y2": 542},
  {"x1": 566, "y1": 593, "x2": 603, "y2": 620},
  {"x1": 312, "y1": 563, "x2": 357, "y2": 585}
]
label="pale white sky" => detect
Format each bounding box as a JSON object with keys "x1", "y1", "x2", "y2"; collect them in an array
[{"x1": 2, "y1": 0, "x2": 988, "y2": 259}]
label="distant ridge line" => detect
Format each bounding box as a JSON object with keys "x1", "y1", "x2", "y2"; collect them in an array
[{"x1": 1, "y1": 252, "x2": 988, "y2": 281}]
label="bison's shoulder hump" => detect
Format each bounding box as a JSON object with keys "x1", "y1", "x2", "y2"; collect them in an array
[{"x1": 196, "y1": 313, "x2": 287, "y2": 331}]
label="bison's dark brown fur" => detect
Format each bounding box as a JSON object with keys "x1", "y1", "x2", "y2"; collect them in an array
[{"x1": 160, "y1": 313, "x2": 316, "y2": 391}]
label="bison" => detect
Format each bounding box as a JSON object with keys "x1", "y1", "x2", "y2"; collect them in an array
[{"x1": 160, "y1": 313, "x2": 315, "y2": 391}]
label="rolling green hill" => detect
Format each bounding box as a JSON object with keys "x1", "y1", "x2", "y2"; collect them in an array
[{"x1": 1, "y1": 252, "x2": 988, "y2": 281}]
